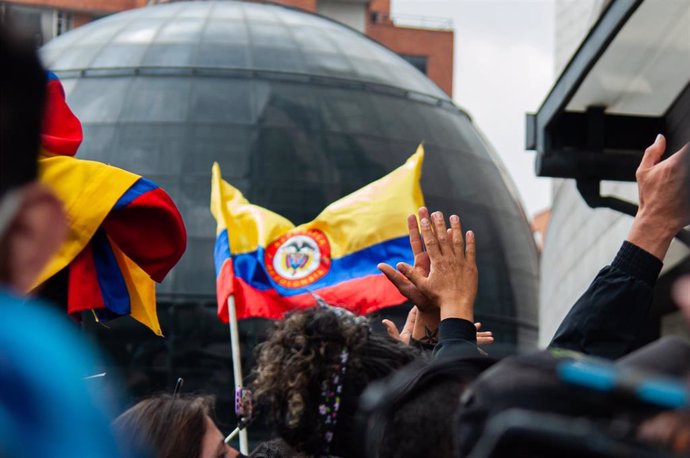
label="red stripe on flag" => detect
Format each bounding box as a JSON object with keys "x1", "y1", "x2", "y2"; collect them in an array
[
  {"x1": 102, "y1": 187, "x2": 186, "y2": 282},
  {"x1": 216, "y1": 270, "x2": 406, "y2": 322},
  {"x1": 68, "y1": 243, "x2": 106, "y2": 314},
  {"x1": 41, "y1": 80, "x2": 83, "y2": 156}
]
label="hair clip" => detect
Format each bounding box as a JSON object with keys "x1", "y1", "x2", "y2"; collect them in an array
[{"x1": 172, "y1": 377, "x2": 184, "y2": 399}]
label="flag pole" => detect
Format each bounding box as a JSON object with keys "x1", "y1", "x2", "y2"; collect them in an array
[{"x1": 227, "y1": 295, "x2": 249, "y2": 454}]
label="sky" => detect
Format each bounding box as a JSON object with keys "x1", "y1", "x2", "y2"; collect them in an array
[{"x1": 391, "y1": 0, "x2": 557, "y2": 218}]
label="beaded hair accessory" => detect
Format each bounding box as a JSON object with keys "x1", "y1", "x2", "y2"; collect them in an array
[
  {"x1": 310, "y1": 293, "x2": 367, "y2": 456},
  {"x1": 318, "y1": 346, "x2": 349, "y2": 458}
]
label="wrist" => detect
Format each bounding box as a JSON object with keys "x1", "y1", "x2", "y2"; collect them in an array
[
  {"x1": 438, "y1": 300, "x2": 473, "y2": 322},
  {"x1": 627, "y1": 211, "x2": 676, "y2": 261},
  {"x1": 635, "y1": 209, "x2": 678, "y2": 237},
  {"x1": 412, "y1": 307, "x2": 440, "y2": 342}
]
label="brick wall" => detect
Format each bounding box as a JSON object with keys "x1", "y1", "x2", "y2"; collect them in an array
[
  {"x1": 7, "y1": 0, "x2": 147, "y2": 14},
  {"x1": 367, "y1": 23, "x2": 454, "y2": 96},
  {"x1": 264, "y1": 0, "x2": 317, "y2": 12}
]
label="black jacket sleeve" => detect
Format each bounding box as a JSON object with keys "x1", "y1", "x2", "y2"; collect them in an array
[
  {"x1": 432, "y1": 317, "x2": 481, "y2": 359},
  {"x1": 549, "y1": 241, "x2": 662, "y2": 360}
]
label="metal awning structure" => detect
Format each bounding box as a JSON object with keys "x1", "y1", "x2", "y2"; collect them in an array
[
  {"x1": 526, "y1": 0, "x2": 690, "y2": 239},
  {"x1": 527, "y1": 0, "x2": 690, "y2": 181}
]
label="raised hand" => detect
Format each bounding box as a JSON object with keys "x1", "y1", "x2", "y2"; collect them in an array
[
  {"x1": 628, "y1": 134, "x2": 690, "y2": 260},
  {"x1": 382, "y1": 307, "x2": 494, "y2": 347},
  {"x1": 382, "y1": 306, "x2": 418, "y2": 345},
  {"x1": 396, "y1": 211, "x2": 478, "y2": 322},
  {"x1": 378, "y1": 207, "x2": 434, "y2": 311}
]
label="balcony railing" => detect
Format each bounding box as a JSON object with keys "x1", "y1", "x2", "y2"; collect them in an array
[{"x1": 388, "y1": 13, "x2": 454, "y2": 31}]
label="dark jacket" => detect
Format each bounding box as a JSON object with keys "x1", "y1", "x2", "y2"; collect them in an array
[
  {"x1": 433, "y1": 241, "x2": 662, "y2": 360},
  {"x1": 435, "y1": 242, "x2": 665, "y2": 456}
]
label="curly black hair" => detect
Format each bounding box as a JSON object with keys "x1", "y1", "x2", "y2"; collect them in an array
[{"x1": 252, "y1": 306, "x2": 419, "y2": 457}]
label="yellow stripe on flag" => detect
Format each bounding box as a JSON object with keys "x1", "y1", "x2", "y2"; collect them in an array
[
  {"x1": 111, "y1": 242, "x2": 162, "y2": 336},
  {"x1": 211, "y1": 163, "x2": 294, "y2": 254},
  {"x1": 211, "y1": 145, "x2": 425, "y2": 259},
  {"x1": 35, "y1": 152, "x2": 140, "y2": 289}
]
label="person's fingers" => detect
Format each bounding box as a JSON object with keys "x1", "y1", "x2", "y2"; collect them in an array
[
  {"x1": 382, "y1": 319, "x2": 401, "y2": 341},
  {"x1": 418, "y1": 207, "x2": 431, "y2": 229},
  {"x1": 378, "y1": 263, "x2": 414, "y2": 291},
  {"x1": 474, "y1": 322, "x2": 482, "y2": 330},
  {"x1": 465, "y1": 230, "x2": 476, "y2": 265},
  {"x1": 407, "y1": 214, "x2": 424, "y2": 256},
  {"x1": 397, "y1": 261, "x2": 426, "y2": 287},
  {"x1": 431, "y1": 211, "x2": 449, "y2": 254},
  {"x1": 639, "y1": 134, "x2": 666, "y2": 169},
  {"x1": 419, "y1": 217, "x2": 441, "y2": 260},
  {"x1": 477, "y1": 331, "x2": 493, "y2": 338},
  {"x1": 450, "y1": 215, "x2": 464, "y2": 257},
  {"x1": 477, "y1": 335, "x2": 495, "y2": 346},
  {"x1": 672, "y1": 275, "x2": 690, "y2": 325},
  {"x1": 419, "y1": 207, "x2": 437, "y2": 242},
  {"x1": 666, "y1": 142, "x2": 690, "y2": 166},
  {"x1": 401, "y1": 306, "x2": 418, "y2": 336}
]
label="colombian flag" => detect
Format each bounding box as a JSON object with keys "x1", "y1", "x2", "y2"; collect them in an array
[
  {"x1": 211, "y1": 146, "x2": 425, "y2": 322},
  {"x1": 34, "y1": 72, "x2": 187, "y2": 335}
]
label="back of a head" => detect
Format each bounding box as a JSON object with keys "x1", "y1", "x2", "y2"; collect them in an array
[
  {"x1": 0, "y1": 22, "x2": 44, "y2": 199},
  {"x1": 379, "y1": 379, "x2": 465, "y2": 458},
  {"x1": 357, "y1": 355, "x2": 494, "y2": 458},
  {"x1": 252, "y1": 305, "x2": 418, "y2": 457},
  {"x1": 114, "y1": 395, "x2": 212, "y2": 458}
]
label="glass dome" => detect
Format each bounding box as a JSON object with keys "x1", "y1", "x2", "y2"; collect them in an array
[{"x1": 41, "y1": 0, "x2": 538, "y2": 429}]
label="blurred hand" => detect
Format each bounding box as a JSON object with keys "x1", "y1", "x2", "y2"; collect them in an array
[
  {"x1": 672, "y1": 275, "x2": 690, "y2": 327},
  {"x1": 382, "y1": 306, "x2": 418, "y2": 345},
  {"x1": 638, "y1": 410, "x2": 690, "y2": 454},
  {"x1": 396, "y1": 210, "x2": 478, "y2": 322},
  {"x1": 475, "y1": 322, "x2": 494, "y2": 347},
  {"x1": 383, "y1": 308, "x2": 493, "y2": 347},
  {"x1": 628, "y1": 135, "x2": 690, "y2": 260}
]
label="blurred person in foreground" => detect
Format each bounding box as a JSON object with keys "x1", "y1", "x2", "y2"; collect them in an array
[
  {"x1": 368, "y1": 133, "x2": 690, "y2": 457},
  {"x1": 114, "y1": 394, "x2": 242, "y2": 458},
  {"x1": 634, "y1": 273, "x2": 690, "y2": 455},
  {"x1": 0, "y1": 24, "x2": 123, "y2": 457}
]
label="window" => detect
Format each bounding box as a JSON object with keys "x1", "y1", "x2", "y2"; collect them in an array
[
  {"x1": 2, "y1": 4, "x2": 72, "y2": 46},
  {"x1": 400, "y1": 54, "x2": 428, "y2": 75}
]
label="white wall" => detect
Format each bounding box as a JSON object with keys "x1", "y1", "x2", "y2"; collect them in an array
[
  {"x1": 541, "y1": 0, "x2": 690, "y2": 345},
  {"x1": 540, "y1": 177, "x2": 690, "y2": 346},
  {"x1": 540, "y1": 180, "x2": 636, "y2": 345}
]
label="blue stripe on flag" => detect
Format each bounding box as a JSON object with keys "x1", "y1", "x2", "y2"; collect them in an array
[
  {"x1": 113, "y1": 178, "x2": 158, "y2": 210},
  {"x1": 214, "y1": 232, "x2": 413, "y2": 296},
  {"x1": 92, "y1": 230, "x2": 130, "y2": 315}
]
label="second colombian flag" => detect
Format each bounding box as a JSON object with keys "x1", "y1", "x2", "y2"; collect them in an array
[{"x1": 210, "y1": 146, "x2": 425, "y2": 322}]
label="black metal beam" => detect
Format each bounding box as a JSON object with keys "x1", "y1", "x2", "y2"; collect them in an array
[{"x1": 532, "y1": 110, "x2": 663, "y2": 180}]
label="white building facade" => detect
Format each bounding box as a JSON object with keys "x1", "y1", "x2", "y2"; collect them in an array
[{"x1": 537, "y1": 0, "x2": 690, "y2": 346}]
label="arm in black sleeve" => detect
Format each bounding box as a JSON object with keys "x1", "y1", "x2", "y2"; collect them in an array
[
  {"x1": 549, "y1": 241, "x2": 662, "y2": 359},
  {"x1": 432, "y1": 317, "x2": 481, "y2": 359}
]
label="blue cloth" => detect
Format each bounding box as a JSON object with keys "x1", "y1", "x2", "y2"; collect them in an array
[{"x1": 0, "y1": 289, "x2": 124, "y2": 458}]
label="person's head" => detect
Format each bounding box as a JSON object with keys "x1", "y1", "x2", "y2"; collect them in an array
[
  {"x1": 379, "y1": 379, "x2": 465, "y2": 458},
  {"x1": 0, "y1": 24, "x2": 66, "y2": 293},
  {"x1": 113, "y1": 394, "x2": 238, "y2": 458},
  {"x1": 252, "y1": 305, "x2": 418, "y2": 457},
  {"x1": 358, "y1": 356, "x2": 490, "y2": 458}
]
